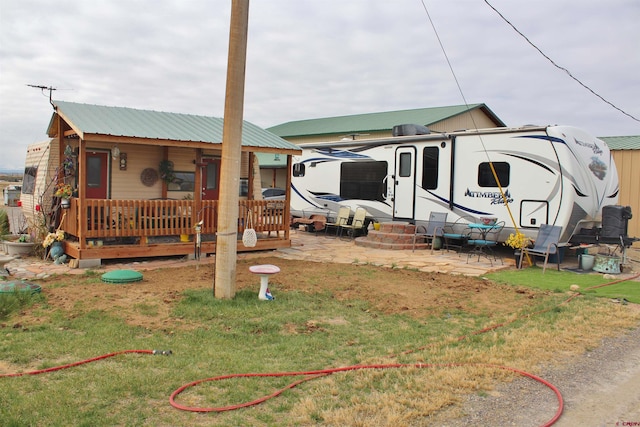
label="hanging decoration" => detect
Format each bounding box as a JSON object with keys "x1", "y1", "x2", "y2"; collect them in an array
[
  {"x1": 159, "y1": 160, "x2": 176, "y2": 184},
  {"x1": 63, "y1": 144, "x2": 75, "y2": 177},
  {"x1": 140, "y1": 168, "x2": 159, "y2": 187}
]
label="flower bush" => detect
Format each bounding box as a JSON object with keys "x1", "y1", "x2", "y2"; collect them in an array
[
  {"x1": 54, "y1": 183, "x2": 74, "y2": 199},
  {"x1": 504, "y1": 232, "x2": 531, "y2": 249},
  {"x1": 42, "y1": 230, "x2": 65, "y2": 248}
]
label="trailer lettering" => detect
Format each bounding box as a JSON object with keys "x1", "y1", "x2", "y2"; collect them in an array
[
  {"x1": 574, "y1": 138, "x2": 603, "y2": 155},
  {"x1": 465, "y1": 188, "x2": 513, "y2": 205}
]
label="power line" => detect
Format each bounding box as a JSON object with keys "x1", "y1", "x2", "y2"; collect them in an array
[{"x1": 483, "y1": 0, "x2": 640, "y2": 123}]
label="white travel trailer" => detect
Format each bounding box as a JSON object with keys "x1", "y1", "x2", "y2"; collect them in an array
[
  {"x1": 19, "y1": 139, "x2": 59, "y2": 227},
  {"x1": 290, "y1": 125, "x2": 619, "y2": 244}
]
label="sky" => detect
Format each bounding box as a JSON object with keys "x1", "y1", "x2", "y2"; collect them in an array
[{"x1": 1, "y1": 0, "x2": 639, "y2": 170}]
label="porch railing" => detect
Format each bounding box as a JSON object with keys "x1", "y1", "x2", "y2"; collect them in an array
[{"x1": 61, "y1": 198, "x2": 289, "y2": 241}]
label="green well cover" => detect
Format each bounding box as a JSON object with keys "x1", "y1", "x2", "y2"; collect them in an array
[{"x1": 101, "y1": 269, "x2": 144, "y2": 284}]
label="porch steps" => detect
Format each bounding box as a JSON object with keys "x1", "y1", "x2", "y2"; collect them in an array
[{"x1": 355, "y1": 221, "x2": 428, "y2": 250}]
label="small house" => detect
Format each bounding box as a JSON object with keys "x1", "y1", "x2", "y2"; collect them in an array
[{"x1": 37, "y1": 100, "x2": 301, "y2": 264}]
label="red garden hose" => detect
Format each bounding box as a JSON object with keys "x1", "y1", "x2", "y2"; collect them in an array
[
  {"x1": 0, "y1": 349, "x2": 171, "y2": 378},
  {"x1": 168, "y1": 362, "x2": 563, "y2": 427}
]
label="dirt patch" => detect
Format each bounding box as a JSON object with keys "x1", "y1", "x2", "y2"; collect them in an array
[{"x1": 26, "y1": 256, "x2": 542, "y2": 330}]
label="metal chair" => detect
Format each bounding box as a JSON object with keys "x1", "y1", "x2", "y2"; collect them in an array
[
  {"x1": 443, "y1": 215, "x2": 474, "y2": 253},
  {"x1": 412, "y1": 212, "x2": 447, "y2": 252},
  {"x1": 518, "y1": 224, "x2": 563, "y2": 273}
]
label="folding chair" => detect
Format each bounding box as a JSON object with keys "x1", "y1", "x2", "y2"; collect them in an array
[
  {"x1": 518, "y1": 224, "x2": 563, "y2": 273},
  {"x1": 338, "y1": 207, "x2": 368, "y2": 240},
  {"x1": 412, "y1": 212, "x2": 447, "y2": 253},
  {"x1": 325, "y1": 206, "x2": 351, "y2": 238}
]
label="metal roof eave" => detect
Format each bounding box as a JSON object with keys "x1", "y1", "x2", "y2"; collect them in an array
[{"x1": 47, "y1": 100, "x2": 301, "y2": 154}]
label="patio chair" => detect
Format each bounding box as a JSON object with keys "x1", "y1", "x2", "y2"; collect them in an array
[
  {"x1": 338, "y1": 207, "x2": 368, "y2": 240},
  {"x1": 518, "y1": 224, "x2": 563, "y2": 273},
  {"x1": 412, "y1": 212, "x2": 448, "y2": 253},
  {"x1": 443, "y1": 215, "x2": 474, "y2": 253},
  {"x1": 466, "y1": 221, "x2": 505, "y2": 265},
  {"x1": 325, "y1": 206, "x2": 351, "y2": 238}
]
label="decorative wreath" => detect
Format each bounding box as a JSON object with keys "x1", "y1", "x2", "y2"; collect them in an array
[{"x1": 140, "y1": 168, "x2": 159, "y2": 187}]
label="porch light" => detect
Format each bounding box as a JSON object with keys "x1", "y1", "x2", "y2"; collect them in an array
[{"x1": 112, "y1": 145, "x2": 120, "y2": 159}]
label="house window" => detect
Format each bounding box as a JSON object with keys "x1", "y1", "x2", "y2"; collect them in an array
[
  {"x1": 87, "y1": 156, "x2": 102, "y2": 188},
  {"x1": 167, "y1": 172, "x2": 195, "y2": 192},
  {"x1": 22, "y1": 166, "x2": 37, "y2": 194},
  {"x1": 478, "y1": 162, "x2": 510, "y2": 187},
  {"x1": 239, "y1": 178, "x2": 248, "y2": 197},
  {"x1": 340, "y1": 161, "x2": 387, "y2": 202}
]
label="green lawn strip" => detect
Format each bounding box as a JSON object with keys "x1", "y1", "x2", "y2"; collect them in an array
[{"x1": 485, "y1": 267, "x2": 640, "y2": 304}]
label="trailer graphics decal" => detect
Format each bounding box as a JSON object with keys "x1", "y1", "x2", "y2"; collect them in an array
[
  {"x1": 464, "y1": 188, "x2": 513, "y2": 205},
  {"x1": 589, "y1": 157, "x2": 607, "y2": 180}
]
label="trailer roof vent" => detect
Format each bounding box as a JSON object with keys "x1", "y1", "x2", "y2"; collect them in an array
[{"x1": 392, "y1": 124, "x2": 431, "y2": 137}]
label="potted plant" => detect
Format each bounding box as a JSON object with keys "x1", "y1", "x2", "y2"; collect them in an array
[
  {"x1": 43, "y1": 229, "x2": 66, "y2": 262},
  {"x1": 4, "y1": 233, "x2": 35, "y2": 256},
  {"x1": 54, "y1": 183, "x2": 74, "y2": 208},
  {"x1": 159, "y1": 160, "x2": 176, "y2": 184}
]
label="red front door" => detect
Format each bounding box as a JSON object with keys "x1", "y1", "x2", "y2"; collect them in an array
[
  {"x1": 202, "y1": 158, "x2": 220, "y2": 200},
  {"x1": 85, "y1": 151, "x2": 109, "y2": 199}
]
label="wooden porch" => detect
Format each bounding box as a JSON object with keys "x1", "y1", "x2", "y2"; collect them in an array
[{"x1": 60, "y1": 198, "x2": 291, "y2": 260}]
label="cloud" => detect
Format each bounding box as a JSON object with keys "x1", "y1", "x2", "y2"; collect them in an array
[{"x1": 1, "y1": 0, "x2": 638, "y2": 170}]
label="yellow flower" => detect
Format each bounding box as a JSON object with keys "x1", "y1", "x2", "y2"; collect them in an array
[
  {"x1": 42, "y1": 230, "x2": 65, "y2": 247},
  {"x1": 54, "y1": 183, "x2": 74, "y2": 198},
  {"x1": 505, "y1": 232, "x2": 530, "y2": 249}
]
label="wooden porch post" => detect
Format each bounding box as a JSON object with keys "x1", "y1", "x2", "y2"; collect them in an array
[
  {"x1": 78, "y1": 138, "x2": 86, "y2": 249},
  {"x1": 194, "y1": 148, "x2": 203, "y2": 224},
  {"x1": 214, "y1": 0, "x2": 249, "y2": 299}
]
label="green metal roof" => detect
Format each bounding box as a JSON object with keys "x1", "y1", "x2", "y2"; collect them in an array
[
  {"x1": 600, "y1": 135, "x2": 640, "y2": 150},
  {"x1": 49, "y1": 101, "x2": 300, "y2": 152},
  {"x1": 266, "y1": 104, "x2": 506, "y2": 137}
]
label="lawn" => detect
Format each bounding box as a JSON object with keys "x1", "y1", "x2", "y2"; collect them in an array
[{"x1": 1, "y1": 258, "x2": 639, "y2": 426}]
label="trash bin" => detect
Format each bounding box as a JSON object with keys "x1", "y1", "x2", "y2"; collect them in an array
[{"x1": 3, "y1": 186, "x2": 21, "y2": 207}]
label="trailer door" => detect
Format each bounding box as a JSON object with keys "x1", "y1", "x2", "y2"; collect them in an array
[{"x1": 393, "y1": 146, "x2": 416, "y2": 220}]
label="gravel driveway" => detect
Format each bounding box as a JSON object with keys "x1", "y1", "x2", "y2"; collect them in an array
[{"x1": 436, "y1": 317, "x2": 640, "y2": 426}]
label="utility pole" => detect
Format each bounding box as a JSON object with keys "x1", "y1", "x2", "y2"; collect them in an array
[{"x1": 214, "y1": 0, "x2": 250, "y2": 299}]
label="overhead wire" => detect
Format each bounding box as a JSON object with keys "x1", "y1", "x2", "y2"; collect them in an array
[
  {"x1": 482, "y1": 0, "x2": 640, "y2": 124},
  {"x1": 417, "y1": 0, "x2": 522, "y2": 240}
]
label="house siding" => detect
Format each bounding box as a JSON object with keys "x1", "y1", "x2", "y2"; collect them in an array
[
  {"x1": 612, "y1": 149, "x2": 640, "y2": 245},
  {"x1": 109, "y1": 144, "x2": 164, "y2": 199},
  {"x1": 428, "y1": 109, "x2": 499, "y2": 133}
]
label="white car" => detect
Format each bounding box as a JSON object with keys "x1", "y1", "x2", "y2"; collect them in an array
[{"x1": 262, "y1": 188, "x2": 286, "y2": 200}]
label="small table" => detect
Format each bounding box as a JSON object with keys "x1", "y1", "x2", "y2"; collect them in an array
[{"x1": 466, "y1": 223, "x2": 502, "y2": 265}]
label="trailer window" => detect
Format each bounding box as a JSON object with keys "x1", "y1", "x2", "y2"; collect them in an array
[
  {"x1": 398, "y1": 153, "x2": 412, "y2": 177},
  {"x1": 340, "y1": 161, "x2": 387, "y2": 201},
  {"x1": 421, "y1": 147, "x2": 439, "y2": 190},
  {"x1": 478, "y1": 162, "x2": 510, "y2": 187},
  {"x1": 293, "y1": 163, "x2": 305, "y2": 177},
  {"x1": 22, "y1": 166, "x2": 38, "y2": 194}
]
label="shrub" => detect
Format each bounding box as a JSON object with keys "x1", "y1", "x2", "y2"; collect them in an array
[{"x1": 0, "y1": 209, "x2": 10, "y2": 236}]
